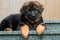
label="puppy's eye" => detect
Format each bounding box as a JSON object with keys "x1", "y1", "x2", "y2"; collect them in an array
[
  {"x1": 35, "y1": 11, "x2": 39, "y2": 13},
  {"x1": 27, "y1": 12, "x2": 31, "y2": 14},
  {"x1": 33, "y1": 11, "x2": 39, "y2": 14}
]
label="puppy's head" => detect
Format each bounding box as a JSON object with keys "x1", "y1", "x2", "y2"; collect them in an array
[{"x1": 20, "y1": 1, "x2": 44, "y2": 22}]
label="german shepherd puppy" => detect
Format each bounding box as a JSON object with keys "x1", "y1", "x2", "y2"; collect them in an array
[
  {"x1": 0, "y1": 1, "x2": 46, "y2": 38},
  {"x1": 20, "y1": 1, "x2": 46, "y2": 38}
]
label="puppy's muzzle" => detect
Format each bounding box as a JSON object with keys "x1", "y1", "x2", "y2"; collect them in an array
[{"x1": 27, "y1": 11, "x2": 39, "y2": 21}]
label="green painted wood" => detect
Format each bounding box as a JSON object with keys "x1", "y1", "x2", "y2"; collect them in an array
[{"x1": 0, "y1": 20, "x2": 60, "y2": 40}]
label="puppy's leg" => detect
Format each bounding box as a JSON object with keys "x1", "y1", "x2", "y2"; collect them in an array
[
  {"x1": 20, "y1": 25, "x2": 29, "y2": 38},
  {"x1": 36, "y1": 24, "x2": 46, "y2": 35},
  {"x1": 4, "y1": 28, "x2": 12, "y2": 31}
]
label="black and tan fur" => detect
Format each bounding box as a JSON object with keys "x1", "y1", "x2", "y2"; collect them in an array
[{"x1": 0, "y1": 1, "x2": 46, "y2": 38}]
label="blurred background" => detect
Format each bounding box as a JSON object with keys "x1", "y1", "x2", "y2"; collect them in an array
[{"x1": 0, "y1": 0, "x2": 60, "y2": 21}]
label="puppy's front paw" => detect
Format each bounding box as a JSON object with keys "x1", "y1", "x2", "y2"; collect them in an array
[
  {"x1": 36, "y1": 24, "x2": 46, "y2": 35},
  {"x1": 20, "y1": 25, "x2": 29, "y2": 38}
]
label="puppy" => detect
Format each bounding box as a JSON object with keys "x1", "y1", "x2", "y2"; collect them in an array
[
  {"x1": 0, "y1": 1, "x2": 46, "y2": 38},
  {"x1": 20, "y1": 1, "x2": 46, "y2": 38}
]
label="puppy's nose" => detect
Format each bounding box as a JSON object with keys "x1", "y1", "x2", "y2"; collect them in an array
[
  {"x1": 31, "y1": 12, "x2": 35, "y2": 17},
  {"x1": 32, "y1": 14, "x2": 35, "y2": 17}
]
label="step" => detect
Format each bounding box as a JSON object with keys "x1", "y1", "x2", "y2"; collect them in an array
[{"x1": 0, "y1": 20, "x2": 60, "y2": 40}]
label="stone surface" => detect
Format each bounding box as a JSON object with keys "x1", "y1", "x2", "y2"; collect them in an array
[{"x1": 0, "y1": 20, "x2": 60, "y2": 40}]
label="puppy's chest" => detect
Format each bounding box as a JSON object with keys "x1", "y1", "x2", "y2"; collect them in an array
[
  {"x1": 21, "y1": 19, "x2": 40, "y2": 30},
  {"x1": 23, "y1": 21, "x2": 39, "y2": 30}
]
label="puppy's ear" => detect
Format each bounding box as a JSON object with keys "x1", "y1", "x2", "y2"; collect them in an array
[{"x1": 40, "y1": 8, "x2": 44, "y2": 13}]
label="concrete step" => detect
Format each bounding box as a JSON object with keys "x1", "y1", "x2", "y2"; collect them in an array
[{"x1": 0, "y1": 20, "x2": 60, "y2": 40}]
